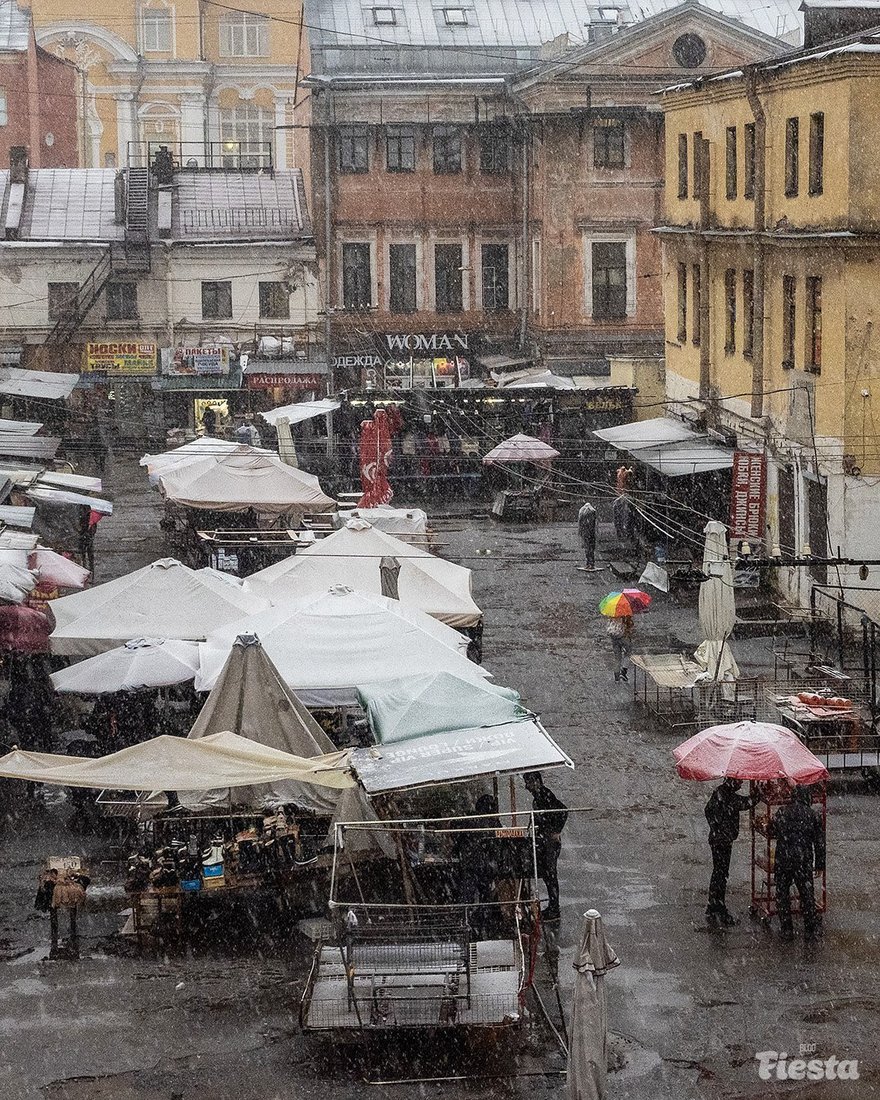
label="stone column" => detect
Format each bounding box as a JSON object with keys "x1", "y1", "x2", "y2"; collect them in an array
[
  {"x1": 180, "y1": 92, "x2": 208, "y2": 164},
  {"x1": 274, "y1": 94, "x2": 288, "y2": 169},
  {"x1": 115, "y1": 91, "x2": 137, "y2": 167}
]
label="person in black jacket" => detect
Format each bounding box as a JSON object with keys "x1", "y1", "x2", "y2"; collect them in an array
[
  {"x1": 772, "y1": 786, "x2": 826, "y2": 943},
  {"x1": 705, "y1": 777, "x2": 757, "y2": 926},
  {"x1": 524, "y1": 773, "x2": 569, "y2": 920}
]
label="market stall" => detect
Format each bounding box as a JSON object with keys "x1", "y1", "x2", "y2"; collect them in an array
[{"x1": 483, "y1": 434, "x2": 560, "y2": 522}]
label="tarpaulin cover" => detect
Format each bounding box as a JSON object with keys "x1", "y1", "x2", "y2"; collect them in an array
[
  {"x1": 50, "y1": 558, "x2": 270, "y2": 657},
  {"x1": 0, "y1": 730, "x2": 354, "y2": 792},
  {"x1": 196, "y1": 585, "x2": 490, "y2": 705},
  {"x1": 141, "y1": 439, "x2": 274, "y2": 486},
  {"x1": 357, "y1": 672, "x2": 525, "y2": 744},
  {"x1": 259, "y1": 398, "x2": 341, "y2": 427},
  {"x1": 159, "y1": 449, "x2": 336, "y2": 515},
  {"x1": 0, "y1": 367, "x2": 79, "y2": 401},
  {"x1": 350, "y1": 718, "x2": 573, "y2": 794},
  {"x1": 592, "y1": 417, "x2": 699, "y2": 450},
  {"x1": 250, "y1": 521, "x2": 482, "y2": 628},
  {"x1": 673, "y1": 721, "x2": 830, "y2": 783},
  {"x1": 0, "y1": 604, "x2": 52, "y2": 652},
  {"x1": 183, "y1": 635, "x2": 338, "y2": 813},
  {"x1": 50, "y1": 638, "x2": 201, "y2": 694},
  {"x1": 30, "y1": 549, "x2": 90, "y2": 590},
  {"x1": 483, "y1": 434, "x2": 560, "y2": 465},
  {"x1": 26, "y1": 487, "x2": 113, "y2": 515},
  {"x1": 334, "y1": 506, "x2": 428, "y2": 537}
]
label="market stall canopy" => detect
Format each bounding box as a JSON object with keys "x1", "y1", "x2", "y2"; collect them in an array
[
  {"x1": 673, "y1": 721, "x2": 830, "y2": 784},
  {"x1": 39, "y1": 472, "x2": 104, "y2": 494},
  {"x1": 140, "y1": 438, "x2": 274, "y2": 486},
  {"x1": 50, "y1": 638, "x2": 201, "y2": 694},
  {"x1": 496, "y1": 370, "x2": 576, "y2": 390},
  {"x1": 334, "y1": 506, "x2": 428, "y2": 538},
  {"x1": 0, "y1": 434, "x2": 60, "y2": 461},
  {"x1": 0, "y1": 506, "x2": 35, "y2": 528},
  {"x1": 0, "y1": 367, "x2": 79, "y2": 401},
  {"x1": 259, "y1": 398, "x2": 341, "y2": 427},
  {"x1": 26, "y1": 487, "x2": 113, "y2": 515},
  {"x1": 358, "y1": 672, "x2": 525, "y2": 744},
  {"x1": 0, "y1": 730, "x2": 354, "y2": 792},
  {"x1": 49, "y1": 558, "x2": 270, "y2": 657},
  {"x1": 158, "y1": 449, "x2": 336, "y2": 515},
  {"x1": 0, "y1": 418, "x2": 42, "y2": 435},
  {"x1": 196, "y1": 585, "x2": 491, "y2": 705},
  {"x1": 249, "y1": 520, "x2": 482, "y2": 628},
  {"x1": 483, "y1": 434, "x2": 560, "y2": 465},
  {"x1": 593, "y1": 417, "x2": 734, "y2": 477},
  {"x1": 350, "y1": 719, "x2": 573, "y2": 794},
  {"x1": 184, "y1": 634, "x2": 338, "y2": 812}
]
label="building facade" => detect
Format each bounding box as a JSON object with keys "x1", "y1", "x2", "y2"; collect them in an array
[
  {"x1": 0, "y1": 0, "x2": 78, "y2": 167},
  {"x1": 660, "y1": 24, "x2": 880, "y2": 609},
  {"x1": 0, "y1": 156, "x2": 321, "y2": 443},
  {"x1": 26, "y1": 0, "x2": 308, "y2": 171},
  {"x1": 305, "y1": 0, "x2": 797, "y2": 391}
]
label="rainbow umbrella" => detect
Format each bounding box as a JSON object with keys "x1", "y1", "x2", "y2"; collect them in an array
[{"x1": 599, "y1": 589, "x2": 652, "y2": 617}]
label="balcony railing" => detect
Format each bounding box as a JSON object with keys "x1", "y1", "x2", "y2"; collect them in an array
[{"x1": 126, "y1": 141, "x2": 274, "y2": 173}]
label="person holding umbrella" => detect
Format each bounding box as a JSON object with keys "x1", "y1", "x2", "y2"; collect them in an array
[{"x1": 599, "y1": 590, "x2": 651, "y2": 682}]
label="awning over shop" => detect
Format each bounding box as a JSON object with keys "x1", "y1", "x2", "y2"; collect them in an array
[
  {"x1": 259, "y1": 398, "x2": 341, "y2": 427},
  {"x1": 26, "y1": 487, "x2": 113, "y2": 514},
  {"x1": 0, "y1": 367, "x2": 79, "y2": 401},
  {"x1": 593, "y1": 416, "x2": 734, "y2": 477},
  {"x1": 349, "y1": 719, "x2": 573, "y2": 794},
  {"x1": 477, "y1": 354, "x2": 535, "y2": 372},
  {"x1": 0, "y1": 419, "x2": 42, "y2": 435},
  {"x1": 0, "y1": 506, "x2": 35, "y2": 529},
  {"x1": 155, "y1": 362, "x2": 243, "y2": 393},
  {"x1": 0, "y1": 434, "x2": 60, "y2": 461}
]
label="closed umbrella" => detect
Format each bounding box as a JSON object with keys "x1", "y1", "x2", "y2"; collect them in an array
[
  {"x1": 673, "y1": 721, "x2": 829, "y2": 784},
  {"x1": 567, "y1": 909, "x2": 620, "y2": 1100},
  {"x1": 50, "y1": 638, "x2": 201, "y2": 694},
  {"x1": 695, "y1": 520, "x2": 738, "y2": 681}
]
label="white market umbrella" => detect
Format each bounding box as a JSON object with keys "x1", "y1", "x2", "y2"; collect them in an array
[
  {"x1": 567, "y1": 909, "x2": 620, "y2": 1100},
  {"x1": 483, "y1": 433, "x2": 560, "y2": 465},
  {"x1": 695, "y1": 520, "x2": 739, "y2": 682},
  {"x1": 140, "y1": 438, "x2": 274, "y2": 486},
  {"x1": 50, "y1": 638, "x2": 201, "y2": 694}
]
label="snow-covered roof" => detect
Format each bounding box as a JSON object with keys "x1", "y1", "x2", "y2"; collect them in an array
[{"x1": 0, "y1": 0, "x2": 30, "y2": 52}]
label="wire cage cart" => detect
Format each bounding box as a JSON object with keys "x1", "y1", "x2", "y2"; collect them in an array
[
  {"x1": 750, "y1": 781, "x2": 827, "y2": 923},
  {"x1": 300, "y1": 816, "x2": 540, "y2": 1035}
]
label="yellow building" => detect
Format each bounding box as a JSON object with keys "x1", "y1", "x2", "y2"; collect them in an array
[
  {"x1": 25, "y1": 0, "x2": 308, "y2": 169},
  {"x1": 660, "y1": 32, "x2": 880, "y2": 609}
]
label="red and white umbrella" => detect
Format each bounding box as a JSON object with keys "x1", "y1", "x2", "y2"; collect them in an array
[
  {"x1": 482, "y1": 433, "x2": 560, "y2": 465},
  {"x1": 673, "y1": 721, "x2": 829, "y2": 784}
]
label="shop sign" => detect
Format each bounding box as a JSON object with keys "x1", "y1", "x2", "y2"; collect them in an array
[
  {"x1": 335, "y1": 353, "x2": 384, "y2": 371},
  {"x1": 729, "y1": 450, "x2": 767, "y2": 543},
  {"x1": 84, "y1": 342, "x2": 157, "y2": 375},
  {"x1": 246, "y1": 370, "x2": 324, "y2": 391},
  {"x1": 384, "y1": 332, "x2": 470, "y2": 354},
  {"x1": 169, "y1": 345, "x2": 231, "y2": 376}
]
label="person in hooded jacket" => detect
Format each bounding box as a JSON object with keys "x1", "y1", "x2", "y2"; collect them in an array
[
  {"x1": 772, "y1": 785, "x2": 826, "y2": 943},
  {"x1": 705, "y1": 777, "x2": 757, "y2": 926}
]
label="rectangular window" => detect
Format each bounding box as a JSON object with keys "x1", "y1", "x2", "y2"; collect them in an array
[
  {"x1": 742, "y1": 268, "x2": 755, "y2": 358},
  {"x1": 389, "y1": 244, "x2": 417, "y2": 313},
  {"x1": 47, "y1": 282, "x2": 78, "y2": 321},
  {"x1": 594, "y1": 118, "x2": 626, "y2": 169},
  {"x1": 481, "y1": 243, "x2": 509, "y2": 312},
  {"x1": 443, "y1": 7, "x2": 468, "y2": 24},
  {"x1": 724, "y1": 268, "x2": 737, "y2": 353},
  {"x1": 434, "y1": 243, "x2": 463, "y2": 312},
  {"x1": 259, "y1": 281, "x2": 290, "y2": 320},
  {"x1": 693, "y1": 130, "x2": 703, "y2": 197},
  {"x1": 677, "y1": 133, "x2": 688, "y2": 199},
  {"x1": 744, "y1": 122, "x2": 756, "y2": 200},
  {"x1": 342, "y1": 243, "x2": 372, "y2": 310},
  {"x1": 677, "y1": 262, "x2": 687, "y2": 343},
  {"x1": 142, "y1": 8, "x2": 172, "y2": 52},
  {"x1": 385, "y1": 126, "x2": 415, "y2": 172},
  {"x1": 809, "y1": 112, "x2": 824, "y2": 196},
  {"x1": 432, "y1": 125, "x2": 462, "y2": 174},
  {"x1": 725, "y1": 126, "x2": 737, "y2": 200},
  {"x1": 782, "y1": 274, "x2": 796, "y2": 369},
  {"x1": 219, "y1": 12, "x2": 269, "y2": 57},
  {"x1": 692, "y1": 263, "x2": 701, "y2": 346},
  {"x1": 777, "y1": 464, "x2": 795, "y2": 553},
  {"x1": 218, "y1": 104, "x2": 273, "y2": 168},
  {"x1": 479, "y1": 126, "x2": 510, "y2": 174},
  {"x1": 592, "y1": 241, "x2": 627, "y2": 320},
  {"x1": 201, "y1": 280, "x2": 232, "y2": 320},
  {"x1": 0, "y1": 90, "x2": 7, "y2": 127},
  {"x1": 785, "y1": 117, "x2": 799, "y2": 197},
  {"x1": 806, "y1": 275, "x2": 822, "y2": 373},
  {"x1": 337, "y1": 126, "x2": 369, "y2": 173},
  {"x1": 106, "y1": 282, "x2": 138, "y2": 321},
  {"x1": 373, "y1": 7, "x2": 396, "y2": 23}
]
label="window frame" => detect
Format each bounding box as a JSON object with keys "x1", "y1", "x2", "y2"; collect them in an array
[
  {"x1": 218, "y1": 103, "x2": 273, "y2": 168},
  {"x1": 481, "y1": 242, "x2": 510, "y2": 312},
  {"x1": 0, "y1": 89, "x2": 7, "y2": 127},
  {"x1": 782, "y1": 274, "x2": 796, "y2": 370},
  {"x1": 692, "y1": 263, "x2": 701, "y2": 346},
  {"x1": 106, "y1": 281, "x2": 139, "y2": 321},
  {"x1": 806, "y1": 275, "x2": 822, "y2": 373},
  {"x1": 677, "y1": 262, "x2": 688, "y2": 343},
  {"x1": 744, "y1": 121, "x2": 756, "y2": 200},
  {"x1": 341, "y1": 242, "x2": 373, "y2": 311},
  {"x1": 388, "y1": 243, "x2": 418, "y2": 314},
  {"x1": 47, "y1": 281, "x2": 79, "y2": 322},
  {"x1": 258, "y1": 281, "x2": 291, "y2": 320},
  {"x1": 742, "y1": 268, "x2": 755, "y2": 359},
  {"x1": 724, "y1": 268, "x2": 737, "y2": 354},
  {"x1": 434, "y1": 243, "x2": 464, "y2": 313},
  {"x1": 725, "y1": 126, "x2": 737, "y2": 200},
  {"x1": 385, "y1": 125, "x2": 416, "y2": 173},
  {"x1": 219, "y1": 11, "x2": 269, "y2": 58},
  {"x1": 479, "y1": 125, "x2": 511, "y2": 174},
  {"x1": 693, "y1": 130, "x2": 704, "y2": 198},
  {"x1": 443, "y1": 8, "x2": 468, "y2": 25},
  {"x1": 337, "y1": 125, "x2": 370, "y2": 174},
  {"x1": 677, "y1": 133, "x2": 688, "y2": 199},
  {"x1": 809, "y1": 112, "x2": 825, "y2": 197},
  {"x1": 373, "y1": 7, "x2": 396, "y2": 24},
  {"x1": 590, "y1": 240, "x2": 629, "y2": 321},
  {"x1": 593, "y1": 118, "x2": 626, "y2": 170},
  {"x1": 201, "y1": 280, "x2": 233, "y2": 321},
  {"x1": 142, "y1": 6, "x2": 173, "y2": 53},
  {"x1": 785, "y1": 117, "x2": 799, "y2": 198},
  {"x1": 432, "y1": 125, "x2": 462, "y2": 174}
]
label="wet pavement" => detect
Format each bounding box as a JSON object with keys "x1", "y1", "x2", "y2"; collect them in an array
[{"x1": 1, "y1": 455, "x2": 879, "y2": 1098}]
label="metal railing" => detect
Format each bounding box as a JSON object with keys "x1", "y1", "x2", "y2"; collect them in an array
[{"x1": 126, "y1": 141, "x2": 274, "y2": 172}]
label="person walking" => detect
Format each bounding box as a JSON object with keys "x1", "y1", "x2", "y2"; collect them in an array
[
  {"x1": 577, "y1": 501, "x2": 598, "y2": 570},
  {"x1": 704, "y1": 778, "x2": 756, "y2": 927},
  {"x1": 607, "y1": 613, "x2": 634, "y2": 681},
  {"x1": 524, "y1": 773, "x2": 569, "y2": 921},
  {"x1": 772, "y1": 786, "x2": 825, "y2": 943}
]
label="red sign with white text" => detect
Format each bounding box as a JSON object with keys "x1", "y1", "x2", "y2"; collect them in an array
[{"x1": 729, "y1": 450, "x2": 767, "y2": 543}]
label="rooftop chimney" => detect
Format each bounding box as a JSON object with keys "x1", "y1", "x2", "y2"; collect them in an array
[
  {"x1": 5, "y1": 148, "x2": 28, "y2": 239},
  {"x1": 9, "y1": 147, "x2": 28, "y2": 185},
  {"x1": 803, "y1": 0, "x2": 880, "y2": 47}
]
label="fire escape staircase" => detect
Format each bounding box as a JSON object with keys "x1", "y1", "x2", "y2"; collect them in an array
[{"x1": 45, "y1": 167, "x2": 153, "y2": 347}]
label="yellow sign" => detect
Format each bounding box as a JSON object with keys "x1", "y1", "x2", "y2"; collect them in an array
[{"x1": 84, "y1": 342, "x2": 157, "y2": 375}]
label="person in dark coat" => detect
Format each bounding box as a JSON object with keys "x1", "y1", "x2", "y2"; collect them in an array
[
  {"x1": 772, "y1": 786, "x2": 825, "y2": 943},
  {"x1": 705, "y1": 777, "x2": 757, "y2": 926},
  {"x1": 524, "y1": 773, "x2": 569, "y2": 920},
  {"x1": 577, "y1": 502, "x2": 598, "y2": 570},
  {"x1": 454, "y1": 794, "x2": 501, "y2": 937}
]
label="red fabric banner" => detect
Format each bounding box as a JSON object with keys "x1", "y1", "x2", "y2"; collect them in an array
[{"x1": 357, "y1": 410, "x2": 394, "y2": 508}]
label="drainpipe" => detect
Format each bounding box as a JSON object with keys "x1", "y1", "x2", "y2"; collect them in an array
[
  {"x1": 745, "y1": 66, "x2": 767, "y2": 420},
  {"x1": 697, "y1": 134, "x2": 711, "y2": 404},
  {"x1": 518, "y1": 117, "x2": 530, "y2": 351}
]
